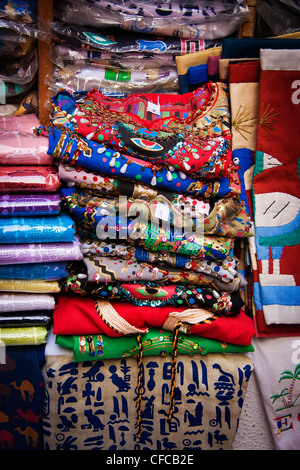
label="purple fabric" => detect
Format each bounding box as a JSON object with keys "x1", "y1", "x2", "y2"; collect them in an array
[
  {"x1": 0, "y1": 193, "x2": 61, "y2": 216},
  {"x1": 0, "y1": 236, "x2": 83, "y2": 265}
]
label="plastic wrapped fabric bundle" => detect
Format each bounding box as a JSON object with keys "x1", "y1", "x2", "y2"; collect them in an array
[
  {"x1": 0, "y1": 213, "x2": 76, "y2": 244},
  {"x1": 0, "y1": 261, "x2": 68, "y2": 280},
  {"x1": 52, "y1": 64, "x2": 180, "y2": 94},
  {"x1": 53, "y1": 0, "x2": 251, "y2": 40},
  {"x1": 0, "y1": 193, "x2": 61, "y2": 216},
  {"x1": 0, "y1": 47, "x2": 38, "y2": 84},
  {"x1": 52, "y1": 44, "x2": 177, "y2": 70},
  {"x1": 0, "y1": 279, "x2": 61, "y2": 293},
  {"x1": 0, "y1": 166, "x2": 60, "y2": 193},
  {"x1": 0, "y1": 293, "x2": 56, "y2": 312},
  {"x1": 56, "y1": 327, "x2": 254, "y2": 362},
  {"x1": 50, "y1": 22, "x2": 221, "y2": 54},
  {"x1": 0, "y1": 237, "x2": 82, "y2": 264},
  {"x1": 0, "y1": 326, "x2": 48, "y2": 345},
  {"x1": 0, "y1": 310, "x2": 52, "y2": 328}
]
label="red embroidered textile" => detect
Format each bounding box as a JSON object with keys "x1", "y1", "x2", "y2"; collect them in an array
[{"x1": 53, "y1": 295, "x2": 255, "y2": 345}]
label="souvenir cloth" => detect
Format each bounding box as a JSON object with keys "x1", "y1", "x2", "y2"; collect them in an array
[
  {"x1": 0, "y1": 327, "x2": 48, "y2": 346},
  {"x1": 80, "y1": 255, "x2": 241, "y2": 292},
  {"x1": 62, "y1": 186, "x2": 252, "y2": 238},
  {"x1": 42, "y1": 350, "x2": 252, "y2": 450},
  {"x1": 207, "y1": 55, "x2": 221, "y2": 82},
  {"x1": 60, "y1": 190, "x2": 235, "y2": 261},
  {"x1": 45, "y1": 126, "x2": 241, "y2": 200},
  {"x1": 58, "y1": 162, "x2": 120, "y2": 196},
  {"x1": 221, "y1": 37, "x2": 300, "y2": 59},
  {"x1": 175, "y1": 47, "x2": 222, "y2": 93},
  {"x1": 62, "y1": 84, "x2": 232, "y2": 177},
  {"x1": 53, "y1": 64, "x2": 180, "y2": 95},
  {"x1": 186, "y1": 63, "x2": 208, "y2": 92},
  {"x1": 0, "y1": 262, "x2": 68, "y2": 281},
  {"x1": 0, "y1": 293, "x2": 56, "y2": 312},
  {"x1": 0, "y1": 193, "x2": 61, "y2": 217},
  {"x1": 58, "y1": 163, "x2": 213, "y2": 220},
  {"x1": 56, "y1": 0, "x2": 250, "y2": 33},
  {"x1": 0, "y1": 310, "x2": 52, "y2": 328},
  {"x1": 0, "y1": 112, "x2": 40, "y2": 134},
  {"x1": 228, "y1": 60, "x2": 260, "y2": 151},
  {"x1": 79, "y1": 239, "x2": 238, "y2": 283},
  {"x1": 0, "y1": 166, "x2": 60, "y2": 193},
  {"x1": 0, "y1": 114, "x2": 52, "y2": 166},
  {"x1": 52, "y1": 44, "x2": 178, "y2": 70},
  {"x1": 0, "y1": 213, "x2": 76, "y2": 244},
  {"x1": 63, "y1": 273, "x2": 244, "y2": 313},
  {"x1": 50, "y1": 21, "x2": 221, "y2": 53},
  {"x1": 0, "y1": 345, "x2": 45, "y2": 450},
  {"x1": 254, "y1": 307, "x2": 300, "y2": 337},
  {"x1": 0, "y1": 237, "x2": 82, "y2": 265},
  {"x1": 252, "y1": 49, "x2": 300, "y2": 326},
  {"x1": 251, "y1": 336, "x2": 300, "y2": 450},
  {"x1": 56, "y1": 327, "x2": 254, "y2": 362},
  {"x1": 73, "y1": 187, "x2": 211, "y2": 222},
  {"x1": 52, "y1": 295, "x2": 255, "y2": 346},
  {"x1": 0, "y1": 279, "x2": 60, "y2": 294}
]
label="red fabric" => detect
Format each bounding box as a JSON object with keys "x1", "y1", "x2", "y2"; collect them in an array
[
  {"x1": 53, "y1": 295, "x2": 255, "y2": 345},
  {"x1": 228, "y1": 60, "x2": 260, "y2": 83},
  {"x1": 254, "y1": 308, "x2": 300, "y2": 337}
]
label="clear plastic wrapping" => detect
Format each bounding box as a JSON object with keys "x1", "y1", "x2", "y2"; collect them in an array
[
  {"x1": 50, "y1": 22, "x2": 221, "y2": 54},
  {"x1": 54, "y1": 0, "x2": 250, "y2": 39},
  {"x1": 256, "y1": 0, "x2": 300, "y2": 36},
  {"x1": 51, "y1": 64, "x2": 179, "y2": 94},
  {"x1": 0, "y1": 47, "x2": 38, "y2": 84}
]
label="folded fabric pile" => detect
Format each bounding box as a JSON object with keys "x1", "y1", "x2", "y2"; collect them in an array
[
  {"x1": 37, "y1": 71, "x2": 256, "y2": 437},
  {"x1": 47, "y1": 0, "x2": 250, "y2": 97},
  {"x1": 0, "y1": 0, "x2": 49, "y2": 116},
  {"x1": 0, "y1": 112, "x2": 83, "y2": 347}
]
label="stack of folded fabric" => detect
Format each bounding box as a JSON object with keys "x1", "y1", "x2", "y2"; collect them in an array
[
  {"x1": 0, "y1": 112, "x2": 83, "y2": 347},
  {"x1": 38, "y1": 70, "x2": 256, "y2": 437},
  {"x1": 46, "y1": 0, "x2": 250, "y2": 98}
]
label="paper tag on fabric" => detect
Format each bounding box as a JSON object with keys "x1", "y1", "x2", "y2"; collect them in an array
[
  {"x1": 147, "y1": 100, "x2": 161, "y2": 116},
  {"x1": 155, "y1": 203, "x2": 170, "y2": 221}
]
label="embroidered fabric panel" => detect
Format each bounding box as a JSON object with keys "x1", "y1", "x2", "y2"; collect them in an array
[
  {"x1": 56, "y1": 328, "x2": 254, "y2": 362},
  {"x1": 252, "y1": 49, "x2": 300, "y2": 328}
]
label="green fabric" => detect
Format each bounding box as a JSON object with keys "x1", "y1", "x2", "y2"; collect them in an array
[{"x1": 56, "y1": 328, "x2": 254, "y2": 362}]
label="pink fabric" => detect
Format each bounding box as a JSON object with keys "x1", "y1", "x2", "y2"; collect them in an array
[{"x1": 0, "y1": 114, "x2": 53, "y2": 165}]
